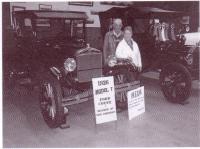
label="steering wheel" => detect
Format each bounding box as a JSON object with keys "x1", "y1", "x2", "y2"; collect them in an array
[{"x1": 117, "y1": 58, "x2": 136, "y2": 67}]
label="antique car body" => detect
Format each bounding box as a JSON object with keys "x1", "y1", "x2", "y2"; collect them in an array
[
  {"x1": 9, "y1": 10, "x2": 140, "y2": 128},
  {"x1": 182, "y1": 32, "x2": 200, "y2": 79},
  {"x1": 99, "y1": 6, "x2": 199, "y2": 103}
]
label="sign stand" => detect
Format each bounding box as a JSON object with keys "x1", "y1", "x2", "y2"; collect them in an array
[{"x1": 94, "y1": 117, "x2": 98, "y2": 134}]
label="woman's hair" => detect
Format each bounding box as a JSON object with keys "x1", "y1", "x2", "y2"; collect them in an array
[{"x1": 124, "y1": 26, "x2": 132, "y2": 33}]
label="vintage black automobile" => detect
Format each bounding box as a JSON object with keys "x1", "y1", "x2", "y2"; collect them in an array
[
  {"x1": 8, "y1": 10, "x2": 140, "y2": 128},
  {"x1": 99, "y1": 6, "x2": 199, "y2": 104}
]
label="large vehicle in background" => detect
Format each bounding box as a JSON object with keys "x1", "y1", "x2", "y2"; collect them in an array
[
  {"x1": 99, "y1": 6, "x2": 200, "y2": 103},
  {"x1": 5, "y1": 10, "x2": 140, "y2": 128}
]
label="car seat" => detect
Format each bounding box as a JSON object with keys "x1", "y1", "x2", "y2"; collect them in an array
[{"x1": 157, "y1": 22, "x2": 170, "y2": 42}]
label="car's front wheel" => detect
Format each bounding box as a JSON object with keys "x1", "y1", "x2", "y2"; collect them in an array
[
  {"x1": 40, "y1": 73, "x2": 65, "y2": 128},
  {"x1": 159, "y1": 63, "x2": 192, "y2": 103}
]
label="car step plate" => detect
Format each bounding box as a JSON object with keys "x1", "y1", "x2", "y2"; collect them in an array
[{"x1": 62, "y1": 81, "x2": 140, "y2": 106}]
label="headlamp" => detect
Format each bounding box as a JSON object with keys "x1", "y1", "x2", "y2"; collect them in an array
[{"x1": 64, "y1": 58, "x2": 76, "y2": 72}]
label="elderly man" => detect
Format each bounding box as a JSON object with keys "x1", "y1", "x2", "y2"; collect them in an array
[{"x1": 103, "y1": 18, "x2": 124, "y2": 65}]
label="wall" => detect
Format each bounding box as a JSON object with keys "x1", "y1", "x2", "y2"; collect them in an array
[
  {"x1": 3, "y1": 2, "x2": 16, "y2": 57},
  {"x1": 10, "y1": 2, "x2": 124, "y2": 28},
  {"x1": 9, "y1": 2, "x2": 125, "y2": 50},
  {"x1": 4, "y1": 2, "x2": 200, "y2": 55}
]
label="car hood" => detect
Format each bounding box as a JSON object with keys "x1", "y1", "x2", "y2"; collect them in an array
[{"x1": 182, "y1": 32, "x2": 200, "y2": 46}]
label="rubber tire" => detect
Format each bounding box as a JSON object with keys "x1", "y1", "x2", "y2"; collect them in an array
[
  {"x1": 159, "y1": 63, "x2": 192, "y2": 103},
  {"x1": 40, "y1": 72, "x2": 65, "y2": 128}
]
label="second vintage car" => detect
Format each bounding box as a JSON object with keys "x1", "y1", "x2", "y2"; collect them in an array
[{"x1": 99, "y1": 6, "x2": 199, "y2": 104}]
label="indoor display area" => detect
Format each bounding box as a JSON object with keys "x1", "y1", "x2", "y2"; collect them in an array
[{"x1": 2, "y1": 1, "x2": 200, "y2": 148}]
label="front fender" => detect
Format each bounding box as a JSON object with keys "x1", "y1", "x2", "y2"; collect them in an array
[{"x1": 49, "y1": 67, "x2": 62, "y2": 80}]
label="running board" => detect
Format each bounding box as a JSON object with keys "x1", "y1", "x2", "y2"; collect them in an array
[{"x1": 62, "y1": 81, "x2": 140, "y2": 106}]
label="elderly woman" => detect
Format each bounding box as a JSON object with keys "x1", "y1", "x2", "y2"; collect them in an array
[{"x1": 115, "y1": 26, "x2": 142, "y2": 72}]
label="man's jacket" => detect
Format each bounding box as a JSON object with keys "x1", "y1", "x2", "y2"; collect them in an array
[{"x1": 103, "y1": 31, "x2": 123, "y2": 65}]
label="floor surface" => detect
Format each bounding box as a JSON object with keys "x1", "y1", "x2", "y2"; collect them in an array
[{"x1": 3, "y1": 73, "x2": 200, "y2": 148}]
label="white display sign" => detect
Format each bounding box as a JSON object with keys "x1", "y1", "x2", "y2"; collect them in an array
[
  {"x1": 92, "y1": 76, "x2": 117, "y2": 124},
  {"x1": 127, "y1": 86, "x2": 145, "y2": 120}
]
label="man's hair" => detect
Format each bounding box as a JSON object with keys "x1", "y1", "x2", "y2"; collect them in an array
[
  {"x1": 113, "y1": 18, "x2": 122, "y2": 25},
  {"x1": 124, "y1": 26, "x2": 132, "y2": 33}
]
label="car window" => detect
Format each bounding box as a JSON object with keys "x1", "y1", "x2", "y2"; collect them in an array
[
  {"x1": 64, "y1": 19, "x2": 84, "y2": 39},
  {"x1": 34, "y1": 18, "x2": 84, "y2": 39},
  {"x1": 72, "y1": 20, "x2": 84, "y2": 38},
  {"x1": 35, "y1": 19, "x2": 52, "y2": 38},
  {"x1": 50, "y1": 19, "x2": 64, "y2": 37},
  {"x1": 18, "y1": 18, "x2": 34, "y2": 38},
  {"x1": 64, "y1": 19, "x2": 71, "y2": 37},
  {"x1": 36, "y1": 19, "x2": 50, "y2": 28}
]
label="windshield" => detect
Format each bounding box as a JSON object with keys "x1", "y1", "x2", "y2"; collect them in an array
[
  {"x1": 65, "y1": 20, "x2": 84, "y2": 39},
  {"x1": 35, "y1": 18, "x2": 85, "y2": 39}
]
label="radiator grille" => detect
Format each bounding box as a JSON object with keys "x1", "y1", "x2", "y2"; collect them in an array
[{"x1": 76, "y1": 52, "x2": 102, "y2": 82}]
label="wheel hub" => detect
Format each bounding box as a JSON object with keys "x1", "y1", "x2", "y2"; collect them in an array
[
  {"x1": 42, "y1": 83, "x2": 56, "y2": 119},
  {"x1": 162, "y1": 71, "x2": 188, "y2": 100}
]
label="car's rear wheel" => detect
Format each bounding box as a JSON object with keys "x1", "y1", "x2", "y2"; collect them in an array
[
  {"x1": 159, "y1": 63, "x2": 192, "y2": 103},
  {"x1": 40, "y1": 73, "x2": 65, "y2": 128}
]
